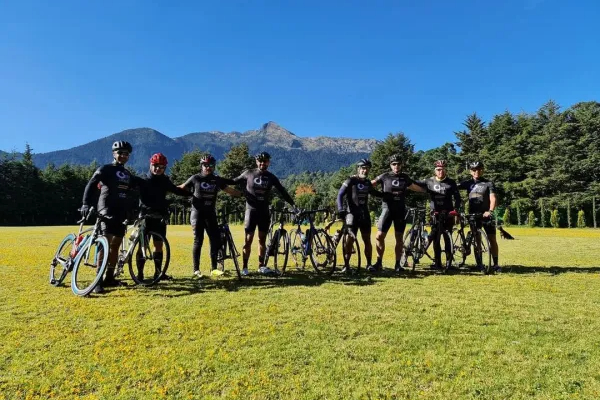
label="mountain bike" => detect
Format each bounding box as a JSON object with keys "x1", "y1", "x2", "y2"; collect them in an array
[
  {"x1": 324, "y1": 215, "x2": 361, "y2": 275},
  {"x1": 398, "y1": 207, "x2": 431, "y2": 272},
  {"x1": 289, "y1": 209, "x2": 336, "y2": 275},
  {"x1": 50, "y1": 208, "x2": 95, "y2": 286},
  {"x1": 114, "y1": 212, "x2": 171, "y2": 286},
  {"x1": 66, "y1": 209, "x2": 111, "y2": 296},
  {"x1": 263, "y1": 206, "x2": 296, "y2": 275},
  {"x1": 215, "y1": 209, "x2": 243, "y2": 280},
  {"x1": 452, "y1": 213, "x2": 493, "y2": 274}
]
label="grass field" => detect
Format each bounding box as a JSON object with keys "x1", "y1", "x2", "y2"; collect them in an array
[{"x1": 1, "y1": 224, "x2": 600, "y2": 399}]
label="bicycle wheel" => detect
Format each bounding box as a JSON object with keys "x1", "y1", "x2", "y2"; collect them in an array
[
  {"x1": 128, "y1": 231, "x2": 171, "y2": 286},
  {"x1": 451, "y1": 228, "x2": 468, "y2": 268},
  {"x1": 309, "y1": 229, "x2": 336, "y2": 275},
  {"x1": 289, "y1": 230, "x2": 307, "y2": 271},
  {"x1": 399, "y1": 227, "x2": 418, "y2": 271},
  {"x1": 474, "y1": 229, "x2": 493, "y2": 274},
  {"x1": 270, "y1": 229, "x2": 290, "y2": 275},
  {"x1": 227, "y1": 234, "x2": 242, "y2": 280},
  {"x1": 340, "y1": 231, "x2": 361, "y2": 273},
  {"x1": 71, "y1": 236, "x2": 109, "y2": 296},
  {"x1": 437, "y1": 230, "x2": 454, "y2": 273},
  {"x1": 50, "y1": 233, "x2": 75, "y2": 286}
]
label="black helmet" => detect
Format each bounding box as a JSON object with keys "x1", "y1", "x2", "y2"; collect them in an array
[
  {"x1": 389, "y1": 154, "x2": 403, "y2": 164},
  {"x1": 356, "y1": 158, "x2": 372, "y2": 168},
  {"x1": 469, "y1": 161, "x2": 484, "y2": 170},
  {"x1": 112, "y1": 141, "x2": 132, "y2": 153},
  {"x1": 255, "y1": 152, "x2": 271, "y2": 161},
  {"x1": 200, "y1": 154, "x2": 216, "y2": 165}
]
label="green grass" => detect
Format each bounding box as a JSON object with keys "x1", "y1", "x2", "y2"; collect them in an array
[{"x1": 1, "y1": 225, "x2": 600, "y2": 399}]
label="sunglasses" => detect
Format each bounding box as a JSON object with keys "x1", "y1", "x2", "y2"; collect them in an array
[
  {"x1": 202, "y1": 163, "x2": 216, "y2": 168},
  {"x1": 152, "y1": 164, "x2": 166, "y2": 170},
  {"x1": 116, "y1": 151, "x2": 130, "y2": 156},
  {"x1": 390, "y1": 162, "x2": 401, "y2": 166},
  {"x1": 435, "y1": 168, "x2": 445, "y2": 172}
]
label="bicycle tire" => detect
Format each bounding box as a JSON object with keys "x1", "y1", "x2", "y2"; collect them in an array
[
  {"x1": 475, "y1": 228, "x2": 493, "y2": 274},
  {"x1": 340, "y1": 231, "x2": 361, "y2": 273},
  {"x1": 128, "y1": 231, "x2": 171, "y2": 286},
  {"x1": 271, "y1": 229, "x2": 289, "y2": 275},
  {"x1": 71, "y1": 236, "x2": 109, "y2": 296},
  {"x1": 399, "y1": 227, "x2": 418, "y2": 271},
  {"x1": 309, "y1": 229, "x2": 336, "y2": 275},
  {"x1": 451, "y1": 227, "x2": 467, "y2": 268},
  {"x1": 438, "y1": 230, "x2": 454, "y2": 273},
  {"x1": 50, "y1": 233, "x2": 76, "y2": 286},
  {"x1": 289, "y1": 230, "x2": 307, "y2": 271},
  {"x1": 228, "y1": 234, "x2": 242, "y2": 280}
]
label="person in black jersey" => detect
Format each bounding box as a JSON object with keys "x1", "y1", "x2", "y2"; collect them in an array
[
  {"x1": 336, "y1": 158, "x2": 382, "y2": 274},
  {"x1": 458, "y1": 161, "x2": 500, "y2": 272},
  {"x1": 80, "y1": 140, "x2": 140, "y2": 293},
  {"x1": 136, "y1": 153, "x2": 192, "y2": 281},
  {"x1": 416, "y1": 160, "x2": 461, "y2": 270},
  {"x1": 371, "y1": 154, "x2": 425, "y2": 272},
  {"x1": 232, "y1": 152, "x2": 296, "y2": 276},
  {"x1": 179, "y1": 154, "x2": 241, "y2": 279}
]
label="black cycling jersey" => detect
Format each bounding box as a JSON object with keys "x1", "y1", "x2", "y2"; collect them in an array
[
  {"x1": 337, "y1": 176, "x2": 381, "y2": 213},
  {"x1": 232, "y1": 169, "x2": 294, "y2": 210},
  {"x1": 459, "y1": 178, "x2": 496, "y2": 213},
  {"x1": 182, "y1": 173, "x2": 234, "y2": 211},
  {"x1": 82, "y1": 163, "x2": 140, "y2": 216},
  {"x1": 138, "y1": 170, "x2": 191, "y2": 215},
  {"x1": 372, "y1": 172, "x2": 414, "y2": 210},
  {"x1": 417, "y1": 177, "x2": 461, "y2": 212}
]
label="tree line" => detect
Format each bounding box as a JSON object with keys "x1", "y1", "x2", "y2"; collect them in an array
[{"x1": 2, "y1": 100, "x2": 599, "y2": 227}]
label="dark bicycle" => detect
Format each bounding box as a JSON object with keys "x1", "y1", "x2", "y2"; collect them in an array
[
  {"x1": 289, "y1": 209, "x2": 336, "y2": 275},
  {"x1": 452, "y1": 213, "x2": 493, "y2": 274},
  {"x1": 398, "y1": 207, "x2": 431, "y2": 272},
  {"x1": 263, "y1": 206, "x2": 296, "y2": 275},
  {"x1": 215, "y1": 209, "x2": 243, "y2": 280},
  {"x1": 324, "y1": 215, "x2": 361, "y2": 275}
]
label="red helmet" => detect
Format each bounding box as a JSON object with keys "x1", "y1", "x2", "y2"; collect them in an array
[
  {"x1": 150, "y1": 153, "x2": 168, "y2": 165},
  {"x1": 434, "y1": 160, "x2": 447, "y2": 168},
  {"x1": 200, "y1": 154, "x2": 216, "y2": 165}
]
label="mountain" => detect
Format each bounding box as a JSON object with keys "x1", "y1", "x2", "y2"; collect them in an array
[{"x1": 24, "y1": 122, "x2": 379, "y2": 177}]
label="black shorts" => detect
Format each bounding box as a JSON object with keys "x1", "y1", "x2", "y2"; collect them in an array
[
  {"x1": 100, "y1": 215, "x2": 126, "y2": 237},
  {"x1": 346, "y1": 211, "x2": 371, "y2": 237},
  {"x1": 377, "y1": 207, "x2": 406, "y2": 234},
  {"x1": 144, "y1": 217, "x2": 167, "y2": 239},
  {"x1": 481, "y1": 218, "x2": 496, "y2": 236},
  {"x1": 244, "y1": 208, "x2": 270, "y2": 234}
]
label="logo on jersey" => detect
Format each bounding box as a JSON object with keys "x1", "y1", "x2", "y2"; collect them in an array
[
  {"x1": 433, "y1": 184, "x2": 445, "y2": 193},
  {"x1": 392, "y1": 179, "x2": 400, "y2": 187},
  {"x1": 357, "y1": 183, "x2": 365, "y2": 190},
  {"x1": 200, "y1": 182, "x2": 216, "y2": 191},
  {"x1": 253, "y1": 176, "x2": 269, "y2": 187},
  {"x1": 116, "y1": 171, "x2": 128, "y2": 180}
]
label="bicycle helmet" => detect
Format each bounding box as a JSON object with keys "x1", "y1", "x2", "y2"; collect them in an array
[
  {"x1": 112, "y1": 140, "x2": 133, "y2": 153},
  {"x1": 150, "y1": 153, "x2": 168, "y2": 165},
  {"x1": 200, "y1": 154, "x2": 216, "y2": 165},
  {"x1": 389, "y1": 154, "x2": 403, "y2": 163},
  {"x1": 469, "y1": 161, "x2": 484, "y2": 170},
  {"x1": 356, "y1": 158, "x2": 372, "y2": 167},
  {"x1": 434, "y1": 160, "x2": 447, "y2": 168},
  {"x1": 255, "y1": 152, "x2": 271, "y2": 161}
]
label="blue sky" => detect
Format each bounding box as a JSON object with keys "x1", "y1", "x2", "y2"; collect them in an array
[{"x1": 1, "y1": 0, "x2": 598, "y2": 153}]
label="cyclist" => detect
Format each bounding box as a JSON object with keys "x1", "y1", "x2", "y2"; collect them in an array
[
  {"x1": 336, "y1": 158, "x2": 382, "y2": 274},
  {"x1": 179, "y1": 154, "x2": 241, "y2": 278},
  {"x1": 458, "y1": 161, "x2": 500, "y2": 271},
  {"x1": 80, "y1": 140, "x2": 140, "y2": 293},
  {"x1": 416, "y1": 160, "x2": 461, "y2": 270},
  {"x1": 371, "y1": 154, "x2": 425, "y2": 272},
  {"x1": 136, "y1": 153, "x2": 192, "y2": 281},
  {"x1": 232, "y1": 151, "x2": 296, "y2": 276}
]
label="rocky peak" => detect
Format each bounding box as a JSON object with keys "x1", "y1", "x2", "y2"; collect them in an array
[{"x1": 260, "y1": 121, "x2": 296, "y2": 137}]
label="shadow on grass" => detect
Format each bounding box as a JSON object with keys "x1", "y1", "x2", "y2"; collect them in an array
[{"x1": 499, "y1": 265, "x2": 600, "y2": 275}]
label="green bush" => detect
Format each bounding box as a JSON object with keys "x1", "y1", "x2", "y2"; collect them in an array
[
  {"x1": 577, "y1": 210, "x2": 586, "y2": 228},
  {"x1": 528, "y1": 211, "x2": 536, "y2": 227},
  {"x1": 503, "y1": 208, "x2": 511, "y2": 227},
  {"x1": 550, "y1": 209, "x2": 560, "y2": 228}
]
